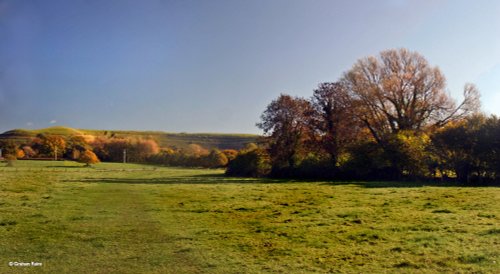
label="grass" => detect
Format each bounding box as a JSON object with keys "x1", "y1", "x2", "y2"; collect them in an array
[{"x1": 0, "y1": 160, "x2": 499, "y2": 273}]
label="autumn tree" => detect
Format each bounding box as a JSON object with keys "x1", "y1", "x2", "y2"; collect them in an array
[
  {"x1": 185, "y1": 144, "x2": 209, "y2": 157},
  {"x1": 343, "y1": 48, "x2": 480, "y2": 144},
  {"x1": 310, "y1": 82, "x2": 360, "y2": 167},
  {"x1": 257, "y1": 94, "x2": 313, "y2": 174},
  {"x1": 204, "y1": 149, "x2": 229, "y2": 168},
  {"x1": 65, "y1": 135, "x2": 90, "y2": 160},
  {"x1": 78, "y1": 150, "x2": 100, "y2": 166},
  {"x1": 0, "y1": 140, "x2": 18, "y2": 158},
  {"x1": 4, "y1": 154, "x2": 17, "y2": 167},
  {"x1": 342, "y1": 48, "x2": 480, "y2": 177},
  {"x1": 129, "y1": 139, "x2": 160, "y2": 162},
  {"x1": 36, "y1": 134, "x2": 66, "y2": 159},
  {"x1": 90, "y1": 137, "x2": 160, "y2": 163},
  {"x1": 222, "y1": 149, "x2": 238, "y2": 161}
]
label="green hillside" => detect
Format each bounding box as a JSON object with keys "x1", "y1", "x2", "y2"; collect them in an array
[{"x1": 0, "y1": 126, "x2": 259, "y2": 150}]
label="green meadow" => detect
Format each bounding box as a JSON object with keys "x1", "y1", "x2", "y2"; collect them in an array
[{"x1": 0, "y1": 160, "x2": 498, "y2": 273}]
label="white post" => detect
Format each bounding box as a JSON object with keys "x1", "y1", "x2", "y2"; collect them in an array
[
  {"x1": 123, "y1": 149, "x2": 126, "y2": 164},
  {"x1": 55, "y1": 147, "x2": 58, "y2": 161}
]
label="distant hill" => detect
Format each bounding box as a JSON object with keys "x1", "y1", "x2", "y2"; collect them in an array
[{"x1": 0, "y1": 126, "x2": 259, "y2": 150}]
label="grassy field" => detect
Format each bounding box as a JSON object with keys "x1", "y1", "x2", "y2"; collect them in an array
[{"x1": 0, "y1": 160, "x2": 498, "y2": 273}]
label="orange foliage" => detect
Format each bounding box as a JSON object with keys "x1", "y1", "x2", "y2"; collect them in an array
[{"x1": 78, "y1": 150, "x2": 100, "y2": 166}]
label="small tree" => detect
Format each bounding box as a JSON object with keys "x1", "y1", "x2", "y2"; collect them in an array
[
  {"x1": 0, "y1": 140, "x2": 18, "y2": 157},
  {"x1": 78, "y1": 150, "x2": 100, "y2": 167},
  {"x1": 4, "y1": 154, "x2": 16, "y2": 167}
]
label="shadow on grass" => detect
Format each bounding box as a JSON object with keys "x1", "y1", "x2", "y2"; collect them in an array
[
  {"x1": 53, "y1": 164, "x2": 500, "y2": 187},
  {"x1": 321, "y1": 180, "x2": 499, "y2": 188},
  {"x1": 63, "y1": 175, "x2": 289, "y2": 185},
  {"x1": 62, "y1": 173, "x2": 499, "y2": 187},
  {"x1": 47, "y1": 165, "x2": 86, "y2": 168}
]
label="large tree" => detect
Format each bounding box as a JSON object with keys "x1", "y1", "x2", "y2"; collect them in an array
[
  {"x1": 310, "y1": 82, "x2": 360, "y2": 167},
  {"x1": 34, "y1": 134, "x2": 66, "y2": 159},
  {"x1": 343, "y1": 48, "x2": 480, "y2": 144},
  {"x1": 257, "y1": 94, "x2": 313, "y2": 171}
]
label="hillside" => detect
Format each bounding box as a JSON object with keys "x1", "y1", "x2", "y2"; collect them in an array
[{"x1": 0, "y1": 126, "x2": 259, "y2": 150}]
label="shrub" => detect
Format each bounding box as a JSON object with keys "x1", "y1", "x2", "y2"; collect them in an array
[
  {"x1": 226, "y1": 146, "x2": 270, "y2": 177},
  {"x1": 293, "y1": 153, "x2": 333, "y2": 179},
  {"x1": 431, "y1": 115, "x2": 500, "y2": 184},
  {"x1": 78, "y1": 150, "x2": 100, "y2": 166},
  {"x1": 341, "y1": 141, "x2": 393, "y2": 180},
  {"x1": 385, "y1": 131, "x2": 432, "y2": 178},
  {"x1": 203, "y1": 149, "x2": 229, "y2": 168}
]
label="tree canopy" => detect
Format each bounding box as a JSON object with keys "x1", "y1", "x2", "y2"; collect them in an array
[{"x1": 343, "y1": 48, "x2": 480, "y2": 144}]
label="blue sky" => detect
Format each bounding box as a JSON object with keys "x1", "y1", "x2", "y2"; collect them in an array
[{"x1": 0, "y1": 0, "x2": 499, "y2": 133}]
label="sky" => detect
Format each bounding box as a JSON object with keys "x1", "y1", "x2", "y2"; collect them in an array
[{"x1": 0, "y1": 0, "x2": 499, "y2": 134}]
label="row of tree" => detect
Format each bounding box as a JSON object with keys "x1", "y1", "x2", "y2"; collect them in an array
[
  {"x1": 146, "y1": 144, "x2": 235, "y2": 168},
  {"x1": 0, "y1": 134, "x2": 100, "y2": 165},
  {"x1": 227, "y1": 48, "x2": 498, "y2": 184},
  {"x1": 0, "y1": 134, "x2": 234, "y2": 168}
]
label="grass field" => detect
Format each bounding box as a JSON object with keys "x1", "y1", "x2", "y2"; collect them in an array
[{"x1": 0, "y1": 160, "x2": 498, "y2": 273}]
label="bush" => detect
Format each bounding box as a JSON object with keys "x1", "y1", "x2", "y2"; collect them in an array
[
  {"x1": 203, "y1": 149, "x2": 229, "y2": 168},
  {"x1": 78, "y1": 150, "x2": 100, "y2": 166},
  {"x1": 340, "y1": 141, "x2": 393, "y2": 180},
  {"x1": 226, "y1": 147, "x2": 270, "y2": 177},
  {"x1": 292, "y1": 153, "x2": 333, "y2": 179},
  {"x1": 431, "y1": 115, "x2": 500, "y2": 184},
  {"x1": 384, "y1": 131, "x2": 432, "y2": 179}
]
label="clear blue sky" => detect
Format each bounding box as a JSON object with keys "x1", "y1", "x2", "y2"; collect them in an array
[{"x1": 1, "y1": 0, "x2": 499, "y2": 134}]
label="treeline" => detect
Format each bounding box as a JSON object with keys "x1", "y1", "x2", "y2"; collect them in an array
[
  {"x1": 227, "y1": 48, "x2": 499, "y2": 184},
  {"x1": 0, "y1": 133, "x2": 234, "y2": 168},
  {"x1": 146, "y1": 144, "x2": 236, "y2": 168}
]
